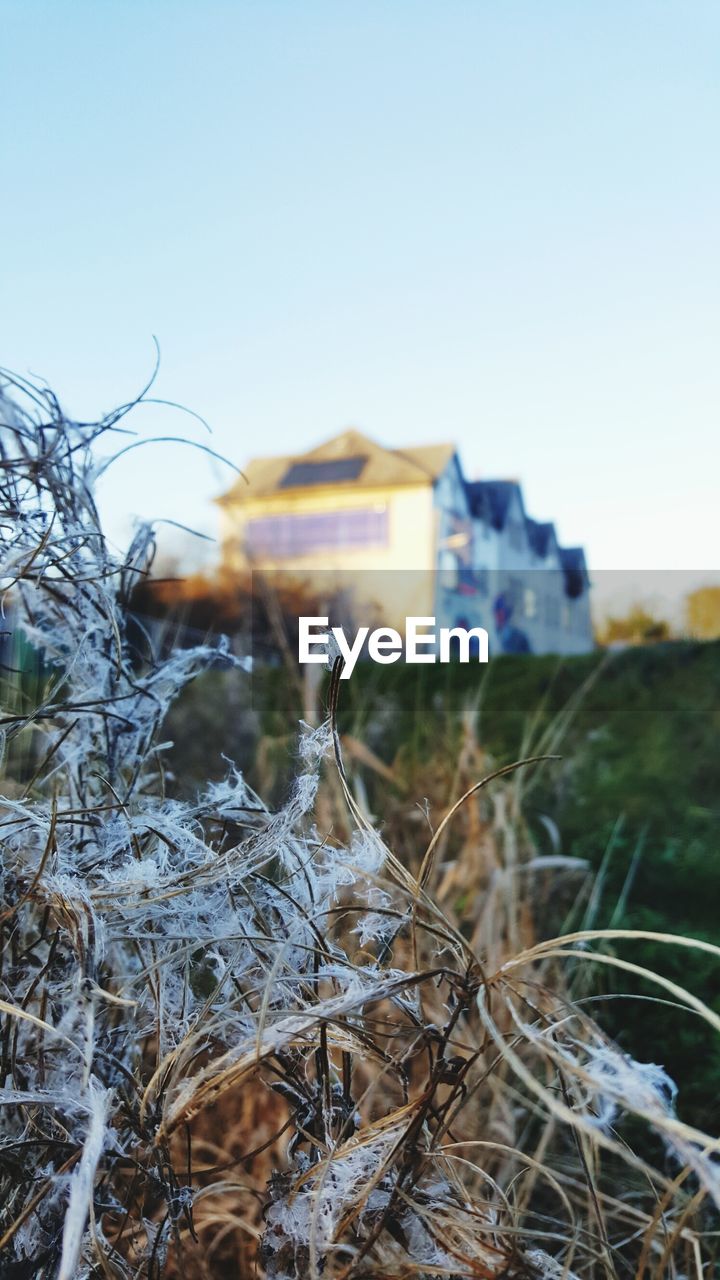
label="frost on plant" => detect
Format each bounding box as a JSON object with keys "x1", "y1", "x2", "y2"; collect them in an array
[{"x1": 0, "y1": 375, "x2": 719, "y2": 1278}]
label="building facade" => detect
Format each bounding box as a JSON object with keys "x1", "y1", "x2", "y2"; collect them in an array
[{"x1": 217, "y1": 429, "x2": 593, "y2": 655}]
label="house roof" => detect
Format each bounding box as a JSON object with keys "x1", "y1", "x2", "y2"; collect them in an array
[
  {"x1": 469, "y1": 483, "x2": 587, "y2": 590},
  {"x1": 559, "y1": 546, "x2": 589, "y2": 597},
  {"x1": 465, "y1": 480, "x2": 524, "y2": 530},
  {"x1": 559, "y1": 546, "x2": 587, "y2": 572},
  {"x1": 217, "y1": 429, "x2": 456, "y2": 503},
  {"x1": 525, "y1": 518, "x2": 557, "y2": 557}
]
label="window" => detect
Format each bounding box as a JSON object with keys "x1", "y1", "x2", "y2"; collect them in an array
[
  {"x1": 524, "y1": 588, "x2": 537, "y2": 619},
  {"x1": 245, "y1": 506, "x2": 388, "y2": 557}
]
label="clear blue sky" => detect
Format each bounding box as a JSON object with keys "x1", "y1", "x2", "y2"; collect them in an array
[{"x1": 1, "y1": 1, "x2": 718, "y2": 574}]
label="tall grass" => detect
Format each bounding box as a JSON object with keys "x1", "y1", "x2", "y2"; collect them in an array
[{"x1": 0, "y1": 374, "x2": 718, "y2": 1279}]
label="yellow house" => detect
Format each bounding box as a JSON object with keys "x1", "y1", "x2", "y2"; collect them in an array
[{"x1": 216, "y1": 429, "x2": 456, "y2": 631}]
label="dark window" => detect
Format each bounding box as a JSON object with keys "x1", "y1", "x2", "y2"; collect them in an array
[
  {"x1": 279, "y1": 456, "x2": 367, "y2": 488},
  {"x1": 245, "y1": 507, "x2": 388, "y2": 557}
]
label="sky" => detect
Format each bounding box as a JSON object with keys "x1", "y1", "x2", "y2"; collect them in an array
[{"x1": 1, "y1": 1, "x2": 718, "y2": 583}]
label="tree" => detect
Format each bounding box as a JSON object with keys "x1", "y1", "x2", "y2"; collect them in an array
[
  {"x1": 686, "y1": 585, "x2": 720, "y2": 640},
  {"x1": 598, "y1": 605, "x2": 671, "y2": 646}
]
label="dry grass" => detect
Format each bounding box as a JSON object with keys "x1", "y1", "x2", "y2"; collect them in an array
[{"x1": 0, "y1": 373, "x2": 718, "y2": 1279}]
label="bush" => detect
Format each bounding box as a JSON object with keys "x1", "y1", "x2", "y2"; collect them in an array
[{"x1": 1, "y1": 375, "x2": 718, "y2": 1279}]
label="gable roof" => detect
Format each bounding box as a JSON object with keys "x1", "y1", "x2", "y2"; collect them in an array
[
  {"x1": 217, "y1": 430, "x2": 456, "y2": 503},
  {"x1": 465, "y1": 480, "x2": 524, "y2": 530},
  {"x1": 559, "y1": 546, "x2": 589, "y2": 597},
  {"x1": 468, "y1": 483, "x2": 587, "y2": 590},
  {"x1": 396, "y1": 442, "x2": 457, "y2": 477},
  {"x1": 525, "y1": 518, "x2": 557, "y2": 557}
]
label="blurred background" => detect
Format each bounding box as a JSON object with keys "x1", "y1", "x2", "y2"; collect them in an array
[{"x1": 1, "y1": 1, "x2": 719, "y2": 600}]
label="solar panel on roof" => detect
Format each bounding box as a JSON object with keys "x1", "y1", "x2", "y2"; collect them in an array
[{"x1": 279, "y1": 456, "x2": 367, "y2": 487}]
